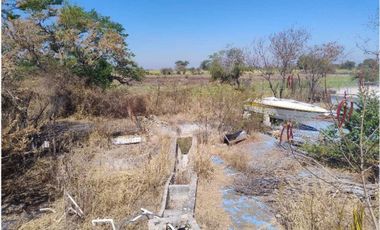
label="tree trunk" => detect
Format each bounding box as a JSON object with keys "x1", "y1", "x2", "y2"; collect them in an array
[
  {"x1": 279, "y1": 76, "x2": 286, "y2": 98},
  {"x1": 324, "y1": 73, "x2": 327, "y2": 100},
  {"x1": 267, "y1": 78, "x2": 277, "y2": 98}
]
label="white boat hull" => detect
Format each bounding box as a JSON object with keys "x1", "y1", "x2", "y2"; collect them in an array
[{"x1": 244, "y1": 97, "x2": 330, "y2": 122}]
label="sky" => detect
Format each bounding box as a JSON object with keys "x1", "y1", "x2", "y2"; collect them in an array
[{"x1": 73, "y1": 0, "x2": 378, "y2": 69}]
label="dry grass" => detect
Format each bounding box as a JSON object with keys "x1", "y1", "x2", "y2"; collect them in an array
[
  {"x1": 276, "y1": 183, "x2": 367, "y2": 230},
  {"x1": 218, "y1": 148, "x2": 251, "y2": 172},
  {"x1": 18, "y1": 198, "x2": 65, "y2": 230},
  {"x1": 192, "y1": 144, "x2": 215, "y2": 181},
  {"x1": 20, "y1": 136, "x2": 173, "y2": 229},
  {"x1": 195, "y1": 162, "x2": 232, "y2": 229}
]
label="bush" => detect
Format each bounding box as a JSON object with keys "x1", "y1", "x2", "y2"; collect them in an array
[
  {"x1": 303, "y1": 92, "x2": 379, "y2": 178},
  {"x1": 160, "y1": 68, "x2": 173, "y2": 75}
]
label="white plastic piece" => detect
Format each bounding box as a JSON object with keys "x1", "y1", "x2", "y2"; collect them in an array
[
  {"x1": 112, "y1": 136, "x2": 142, "y2": 145},
  {"x1": 141, "y1": 208, "x2": 154, "y2": 215},
  {"x1": 167, "y1": 223, "x2": 176, "y2": 230},
  {"x1": 131, "y1": 214, "x2": 143, "y2": 222},
  {"x1": 39, "y1": 208, "x2": 56, "y2": 213},
  {"x1": 42, "y1": 141, "x2": 50, "y2": 149},
  {"x1": 92, "y1": 219, "x2": 116, "y2": 230},
  {"x1": 66, "y1": 193, "x2": 84, "y2": 217}
]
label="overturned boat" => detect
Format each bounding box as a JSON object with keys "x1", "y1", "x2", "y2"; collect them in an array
[{"x1": 244, "y1": 97, "x2": 330, "y2": 122}]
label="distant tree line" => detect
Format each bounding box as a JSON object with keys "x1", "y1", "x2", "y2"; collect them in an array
[
  {"x1": 198, "y1": 27, "x2": 378, "y2": 101},
  {"x1": 160, "y1": 60, "x2": 202, "y2": 75}
]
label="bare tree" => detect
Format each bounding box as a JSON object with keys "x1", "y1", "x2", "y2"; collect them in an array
[
  {"x1": 269, "y1": 28, "x2": 310, "y2": 98},
  {"x1": 298, "y1": 42, "x2": 343, "y2": 102},
  {"x1": 249, "y1": 28, "x2": 309, "y2": 98},
  {"x1": 357, "y1": 10, "x2": 379, "y2": 61},
  {"x1": 249, "y1": 39, "x2": 278, "y2": 96}
]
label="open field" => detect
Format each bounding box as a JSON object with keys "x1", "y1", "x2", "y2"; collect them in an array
[{"x1": 3, "y1": 1, "x2": 379, "y2": 229}]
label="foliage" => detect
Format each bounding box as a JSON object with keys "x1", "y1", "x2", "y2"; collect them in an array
[
  {"x1": 209, "y1": 47, "x2": 245, "y2": 87},
  {"x1": 303, "y1": 92, "x2": 379, "y2": 174},
  {"x1": 2, "y1": 0, "x2": 143, "y2": 88},
  {"x1": 200, "y1": 59, "x2": 211, "y2": 70},
  {"x1": 175, "y1": 60, "x2": 189, "y2": 74},
  {"x1": 340, "y1": 60, "x2": 356, "y2": 70},
  {"x1": 356, "y1": 58, "x2": 379, "y2": 83},
  {"x1": 160, "y1": 67, "x2": 174, "y2": 75}
]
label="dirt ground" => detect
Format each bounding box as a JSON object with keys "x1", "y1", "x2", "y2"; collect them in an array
[{"x1": 4, "y1": 116, "x2": 377, "y2": 229}]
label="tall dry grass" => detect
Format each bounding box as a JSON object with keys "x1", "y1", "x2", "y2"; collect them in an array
[
  {"x1": 194, "y1": 144, "x2": 232, "y2": 229},
  {"x1": 192, "y1": 144, "x2": 215, "y2": 181},
  {"x1": 276, "y1": 183, "x2": 368, "y2": 230},
  {"x1": 218, "y1": 148, "x2": 251, "y2": 173},
  {"x1": 20, "y1": 136, "x2": 172, "y2": 229}
]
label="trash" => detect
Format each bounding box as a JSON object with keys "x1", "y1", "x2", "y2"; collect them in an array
[
  {"x1": 39, "y1": 208, "x2": 56, "y2": 213},
  {"x1": 111, "y1": 135, "x2": 142, "y2": 145},
  {"x1": 224, "y1": 130, "x2": 247, "y2": 145},
  {"x1": 118, "y1": 208, "x2": 159, "y2": 229},
  {"x1": 167, "y1": 223, "x2": 176, "y2": 230},
  {"x1": 92, "y1": 219, "x2": 116, "y2": 230},
  {"x1": 66, "y1": 192, "x2": 84, "y2": 218},
  {"x1": 42, "y1": 141, "x2": 50, "y2": 149}
]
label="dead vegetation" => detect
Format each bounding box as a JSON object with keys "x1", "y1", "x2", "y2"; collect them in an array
[
  {"x1": 276, "y1": 183, "x2": 368, "y2": 230},
  {"x1": 18, "y1": 136, "x2": 172, "y2": 229},
  {"x1": 194, "y1": 145, "x2": 232, "y2": 229},
  {"x1": 218, "y1": 147, "x2": 251, "y2": 173},
  {"x1": 192, "y1": 144, "x2": 215, "y2": 181}
]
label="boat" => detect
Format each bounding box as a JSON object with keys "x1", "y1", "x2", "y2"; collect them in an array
[{"x1": 244, "y1": 97, "x2": 330, "y2": 122}]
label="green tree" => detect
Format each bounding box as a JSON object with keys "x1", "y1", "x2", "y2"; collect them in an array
[
  {"x1": 356, "y1": 59, "x2": 379, "y2": 84},
  {"x1": 2, "y1": 0, "x2": 144, "y2": 88},
  {"x1": 175, "y1": 60, "x2": 189, "y2": 74},
  {"x1": 160, "y1": 68, "x2": 173, "y2": 75},
  {"x1": 340, "y1": 60, "x2": 356, "y2": 69},
  {"x1": 209, "y1": 47, "x2": 245, "y2": 87},
  {"x1": 199, "y1": 59, "x2": 211, "y2": 70}
]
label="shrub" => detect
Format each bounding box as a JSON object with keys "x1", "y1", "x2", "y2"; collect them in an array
[{"x1": 303, "y1": 92, "x2": 379, "y2": 178}]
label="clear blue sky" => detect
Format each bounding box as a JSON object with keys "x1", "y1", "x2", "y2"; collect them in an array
[{"x1": 73, "y1": 0, "x2": 378, "y2": 69}]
